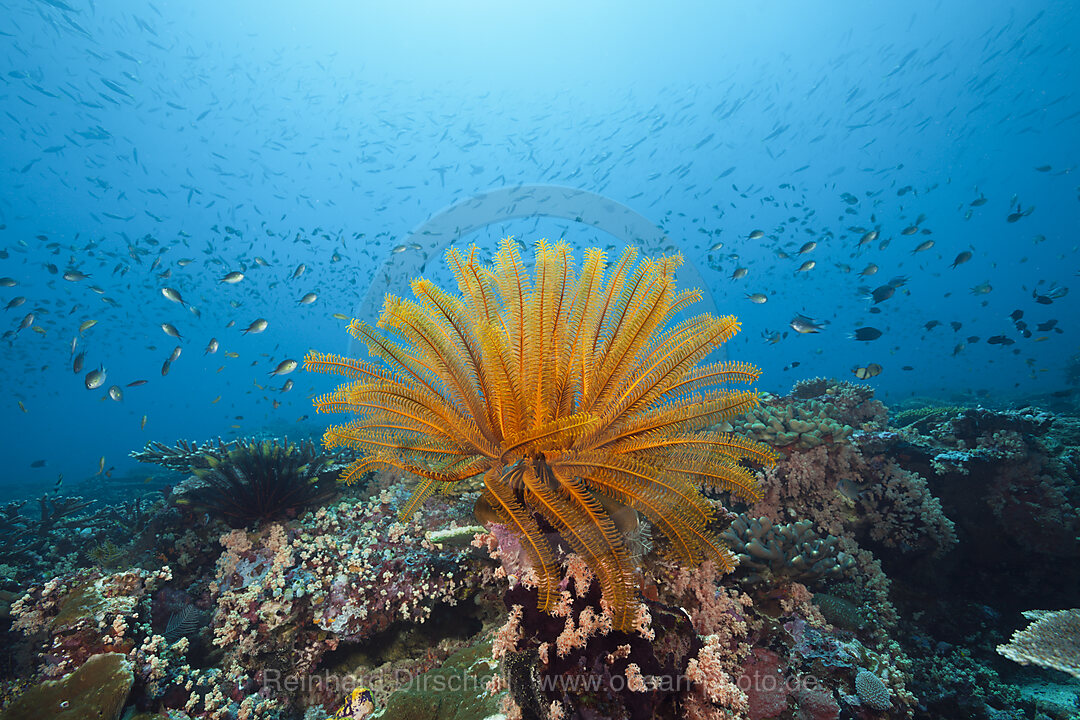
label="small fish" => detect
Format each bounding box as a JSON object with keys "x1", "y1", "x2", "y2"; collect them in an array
[
  {"x1": 748, "y1": 230, "x2": 765, "y2": 240},
  {"x1": 297, "y1": 292, "x2": 318, "y2": 305},
  {"x1": 731, "y1": 267, "x2": 748, "y2": 280},
  {"x1": 18, "y1": 400, "x2": 27, "y2": 413},
  {"x1": 73, "y1": 351, "x2": 86, "y2": 374},
  {"x1": 97, "y1": 456, "x2": 106, "y2": 475},
  {"x1": 5, "y1": 296, "x2": 27, "y2": 311},
  {"x1": 224, "y1": 351, "x2": 240, "y2": 358},
  {"x1": 292, "y1": 263, "x2": 306, "y2": 279},
  {"x1": 745, "y1": 293, "x2": 768, "y2": 304},
  {"x1": 281, "y1": 379, "x2": 294, "y2": 392},
  {"x1": 85, "y1": 366, "x2": 106, "y2": 389},
  {"x1": 269, "y1": 359, "x2": 298, "y2": 376},
  {"x1": 797, "y1": 241, "x2": 817, "y2": 254},
  {"x1": 127, "y1": 380, "x2": 148, "y2": 387},
  {"x1": 859, "y1": 264, "x2": 878, "y2": 277},
  {"x1": 901, "y1": 225, "x2": 919, "y2": 235},
  {"x1": 17, "y1": 313, "x2": 34, "y2": 331},
  {"x1": 795, "y1": 260, "x2": 815, "y2": 273},
  {"x1": 0, "y1": 277, "x2": 17, "y2": 287},
  {"x1": 987, "y1": 335, "x2": 1015, "y2": 346},
  {"x1": 30, "y1": 459, "x2": 47, "y2": 468},
  {"x1": 161, "y1": 287, "x2": 186, "y2": 306},
  {"x1": 851, "y1": 327, "x2": 883, "y2": 341},
  {"x1": 951, "y1": 251, "x2": 972, "y2": 268},
  {"x1": 63, "y1": 269, "x2": 91, "y2": 282},
  {"x1": 912, "y1": 239, "x2": 935, "y2": 254},
  {"x1": 858, "y1": 230, "x2": 879, "y2": 247},
  {"x1": 140, "y1": 414, "x2": 148, "y2": 430},
  {"x1": 161, "y1": 359, "x2": 171, "y2": 376},
  {"x1": 242, "y1": 318, "x2": 268, "y2": 334},
  {"x1": 220, "y1": 271, "x2": 245, "y2": 284},
  {"x1": 161, "y1": 322, "x2": 182, "y2": 339},
  {"x1": 1006, "y1": 206, "x2": 1034, "y2": 223},
  {"x1": 790, "y1": 314, "x2": 826, "y2": 334},
  {"x1": 169, "y1": 345, "x2": 182, "y2": 363},
  {"x1": 851, "y1": 363, "x2": 882, "y2": 379},
  {"x1": 79, "y1": 319, "x2": 98, "y2": 334},
  {"x1": 108, "y1": 385, "x2": 123, "y2": 401},
  {"x1": 205, "y1": 338, "x2": 219, "y2": 354},
  {"x1": 970, "y1": 282, "x2": 993, "y2": 295},
  {"x1": 868, "y1": 285, "x2": 896, "y2": 304},
  {"x1": 332, "y1": 313, "x2": 349, "y2": 321},
  {"x1": 392, "y1": 244, "x2": 408, "y2": 253},
  {"x1": 211, "y1": 395, "x2": 222, "y2": 404}
]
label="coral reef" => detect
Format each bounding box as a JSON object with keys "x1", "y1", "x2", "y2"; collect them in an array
[
  {"x1": 0, "y1": 494, "x2": 162, "y2": 586},
  {"x1": 720, "y1": 379, "x2": 886, "y2": 450},
  {"x1": 207, "y1": 487, "x2": 482, "y2": 681},
  {"x1": 1, "y1": 376, "x2": 1077, "y2": 720}
]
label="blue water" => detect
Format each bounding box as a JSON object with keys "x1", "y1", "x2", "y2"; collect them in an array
[{"x1": 1, "y1": 0, "x2": 1077, "y2": 499}]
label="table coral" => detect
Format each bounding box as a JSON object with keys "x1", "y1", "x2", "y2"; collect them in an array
[{"x1": 996, "y1": 608, "x2": 1080, "y2": 679}]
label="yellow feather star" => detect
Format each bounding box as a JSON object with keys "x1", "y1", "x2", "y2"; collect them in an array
[{"x1": 306, "y1": 239, "x2": 779, "y2": 632}]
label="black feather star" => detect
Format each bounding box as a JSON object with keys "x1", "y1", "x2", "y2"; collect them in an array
[{"x1": 174, "y1": 438, "x2": 338, "y2": 527}]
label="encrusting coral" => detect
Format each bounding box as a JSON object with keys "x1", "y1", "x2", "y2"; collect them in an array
[
  {"x1": 305, "y1": 239, "x2": 779, "y2": 631},
  {"x1": 0, "y1": 651, "x2": 133, "y2": 720}
]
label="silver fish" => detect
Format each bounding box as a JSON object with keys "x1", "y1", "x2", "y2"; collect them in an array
[{"x1": 85, "y1": 366, "x2": 106, "y2": 389}]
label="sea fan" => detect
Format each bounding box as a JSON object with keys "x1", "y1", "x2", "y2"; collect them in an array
[{"x1": 306, "y1": 240, "x2": 778, "y2": 631}]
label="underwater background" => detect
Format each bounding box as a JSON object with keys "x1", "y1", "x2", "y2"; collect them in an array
[
  {"x1": 2, "y1": 0, "x2": 1078, "y2": 496},
  {"x1": 1, "y1": 1, "x2": 1079, "y2": 719}
]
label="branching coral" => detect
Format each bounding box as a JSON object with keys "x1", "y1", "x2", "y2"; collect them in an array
[
  {"x1": 131, "y1": 437, "x2": 236, "y2": 472},
  {"x1": 306, "y1": 240, "x2": 778, "y2": 630},
  {"x1": 722, "y1": 379, "x2": 886, "y2": 450},
  {"x1": 0, "y1": 495, "x2": 113, "y2": 570},
  {"x1": 720, "y1": 516, "x2": 856, "y2": 585}
]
